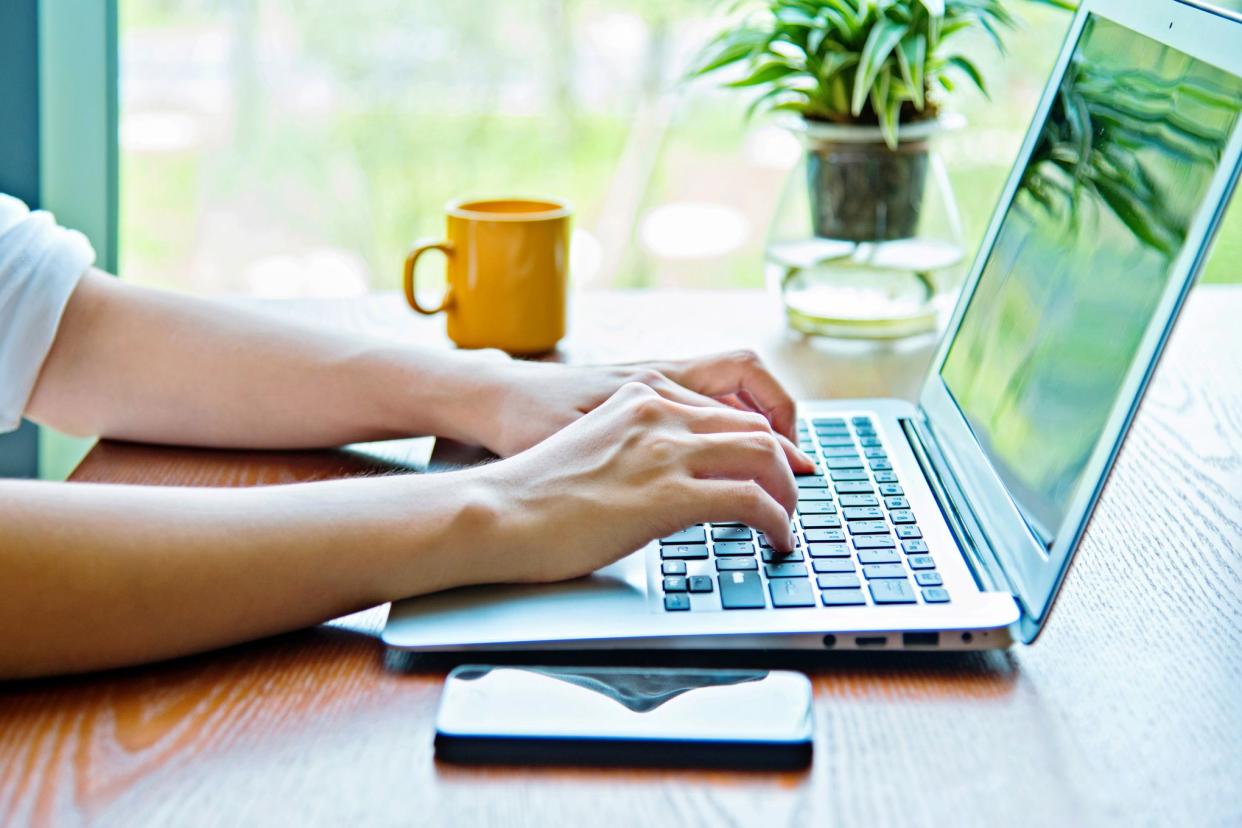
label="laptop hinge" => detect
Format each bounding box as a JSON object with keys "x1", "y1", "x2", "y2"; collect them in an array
[{"x1": 900, "y1": 415, "x2": 1015, "y2": 597}]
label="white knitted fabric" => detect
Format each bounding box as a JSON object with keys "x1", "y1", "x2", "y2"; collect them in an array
[{"x1": 0, "y1": 193, "x2": 95, "y2": 432}]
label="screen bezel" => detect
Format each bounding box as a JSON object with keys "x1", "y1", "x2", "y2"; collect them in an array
[{"x1": 917, "y1": 0, "x2": 1242, "y2": 642}]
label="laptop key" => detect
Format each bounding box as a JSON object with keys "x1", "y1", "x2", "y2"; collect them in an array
[
  {"x1": 713, "y1": 541, "x2": 756, "y2": 556},
  {"x1": 817, "y1": 573, "x2": 861, "y2": 590},
  {"x1": 661, "y1": 561, "x2": 687, "y2": 576},
  {"x1": 889, "y1": 510, "x2": 917, "y2": 524},
  {"x1": 835, "y1": 481, "x2": 874, "y2": 494},
  {"x1": 822, "y1": 588, "x2": 866, "y2": 606},
  {"x1": 873, "y1": 471, "x2": 898, "y2": 483},
  {"x1": 688, "y1": 575, "x2": 714, "y2": 593},
  {"x1": 830, "y1": 469, "x2": 869, "y2": 482},
  {"x1": 915, "y1": 571, "x2": 943, "y2": 587},
  {"x1": 769, "y1": 578, "x2": 815, "y2": 608},
  {"x1": 817, "y1": 436, "x2": 855, "y2": 448},
  {"x1": 869, "y1": 459, "x2": 893, "y2": 471},
  {"x1": 804, "y1": 528, "x2": 846, "y2": 543},
  {"x1": 863, "y1": 447, "x2": 887, "y2": 459},
  {"x1": 797, "y1": 499, "x2": 837, "y2": 514},
  {"x1": 716, "y1": 557, "x2": 758, "y2": 572},
  {"x1": 812, "y1": 417, "x2": 847, "y2": 428},
  {"x1": 858, "y1": 436, "x2": 882, "y2": 447},
  {"x1": 800, "y1": 514, "x2": 842, "y2": 529},
  {"x1": 798, "y1": 487, "x2": 833, "y2": 501},
  {"x1": 848, "y1": 521, "x2": 890, "y2": 535},
  {"x1": 718, "y1": 571, "x2": 766, "y2": 609},
  {"x1": 863, "y1": 564, "x2": 908, "y2": 579},
  {"x1": 852, "y1": 535, "x2": 895, "y2": 549},
  {"x1": 807, "y1": 542, "x2": 851, "y2": 558},
  {"x1": 908, "y1": 555, "x2": 936, "y2": 570},
  {"x1": 758, "y1": 532, "x2": 801, "y2": 550},
  {"x1": 795, "y1": 475, "x2": 828, "y2": 488},
  {"x1": 712, "y1": 526, "x2": 752, "y2": 542},
  {"x1": 885, "y1": 496, "x2": 910, "y2": 509},
  {"x1": 664, "y1": 594, "x2": 691, "y2": 611},
  {"x1": 822, "y1": 445, "x2": 859, "y2": 457},
  {"x1": 896, "y1": 525, "x2": 923, "y2": 539},
  {"x1": 842, "y1": 506, "x2": 884, "y2": 521},
  {"x1": 761, "y1": 548, "x2": 804, "y2": 563},
  {"x1": 902, "y1": 539, "x2": 929, "y2": 554},
  {"x1": 661, "y1": 544, "x2": 709, "y2": 560},
  {"x1": 858, "y1": 550, "x2": 901, "y2": 565},
  {"x1": 839, "y1": 494, "x2": 879, "y2": 507},
  {"x1": 660, "y1": 527, "x2": 706, "y2": 545},
  {"x1": 921, "y1": 587, "x2": 951, "y2": 603},
  {"x1": 765, "y1": 562, "x2": 808, "y2": 578},
  {"x1": 826, "y1": 456, "x2": 864, "y2": 469},
  {"x1": 869, "y1": 579, "x2": 916, "y2": 604},
  {"x1": 663, "y1": 576, "x2": 688, "y2": 592},
  {"x1": 878, "y1": 483, "x2": 904, "y2": 496},
  {"x1": 812, "y1": 559, "x2": 856, "y2": 574}
]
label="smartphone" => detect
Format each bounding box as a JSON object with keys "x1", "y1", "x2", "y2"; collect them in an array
[{"x1": 434, "y1": 665, "x2": 813, "y2": 770}]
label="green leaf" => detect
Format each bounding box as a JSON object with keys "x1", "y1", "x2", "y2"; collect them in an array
[
  {"x1": 896, "y1": 32, "x2": 927, "y2": 110},
  {"x1": 744, "y1": 83, "x2": 807, "y2": 119},
  {"x1": 1025, "y1": 0, "x2": 1078, "y2": 10},
  {"x1": 852, "y1": 17, "x2": 908, "y2": 116},
  {"x1": 822, "y1": 0, "x2": 864, "y2": 32},
  {"x1": 687, "y1": 29, "x2": 767, "y2": 77},
  {"x1": 775, "y1": 6, "x2": 818, "y2": 27},
  {"x1": 726, "y1": 61, "x2": 801, "y2": 88},
  {"x1": 918, "y1": 0, "x2": 945, "y2": 17},
  {"x1": 870, "y1": 70, "x2": 901, "y2": 149},
  {"x1": 946, "y1": 54, "x2": 987, "y2": 96},
  {"x1": 819, "y1": 51, "x2": 860, "y2": 82}
]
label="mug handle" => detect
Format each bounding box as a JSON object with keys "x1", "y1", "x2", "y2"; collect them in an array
[{"x1": 403, "y1": 239, "x2": 455, "y2": 315}]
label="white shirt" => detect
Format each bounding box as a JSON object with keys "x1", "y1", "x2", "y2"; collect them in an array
[{"x1": 0, "y1": 193, "x2": 95, "y2": 433}]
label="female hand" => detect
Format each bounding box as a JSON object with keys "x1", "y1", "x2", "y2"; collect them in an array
[
  {"x1": 467, "y1": 381, "x2": 801, "y2": 585},
  {"x1": 462, "y1": 349, "x2": 813, "y2": 473}
]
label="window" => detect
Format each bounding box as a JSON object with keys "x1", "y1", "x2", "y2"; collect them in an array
[{"x1": 119, "y1": 1, "x2": 1242, "y2": 298}]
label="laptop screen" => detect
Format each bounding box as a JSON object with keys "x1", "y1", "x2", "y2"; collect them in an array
[{"x1": 939, "y1": 13, "x2": 1242, "y2": 545}]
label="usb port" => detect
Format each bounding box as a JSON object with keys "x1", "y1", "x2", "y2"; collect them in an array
[
  {"x1": 855, "y1": 636, "x2": 887, "y2": 648},
  {"x1": 902, "y1": 632, "x2": 940, "y2": 647}
]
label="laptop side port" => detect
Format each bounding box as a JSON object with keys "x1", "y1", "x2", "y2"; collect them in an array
[
  {"x1": 855, "y1": 636, "x2": 888, "y2": 648},
  {"x1": 902, "y1": 632, "x2": 940, "y2": 647}
]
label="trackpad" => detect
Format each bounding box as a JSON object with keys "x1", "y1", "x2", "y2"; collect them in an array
[{"x1": 384, "y1": 550, "x2": 650, "y2": 649}]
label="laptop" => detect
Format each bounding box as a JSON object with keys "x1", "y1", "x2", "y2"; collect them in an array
[{"x1": 384, "y1": 0, "x2": 1242, "y2": 653}]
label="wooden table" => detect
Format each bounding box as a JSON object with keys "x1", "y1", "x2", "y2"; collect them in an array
[{"x1": 2, "y1": 288, "x2": 1240, "y2": 827}]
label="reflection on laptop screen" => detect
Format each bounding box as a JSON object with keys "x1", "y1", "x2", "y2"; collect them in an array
[{"x1": 940, "y1": 14, "x2": 1242, "y2": 545}]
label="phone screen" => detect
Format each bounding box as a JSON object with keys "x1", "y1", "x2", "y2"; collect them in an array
[{"x1": 434, "y1": 666, "x2": 813, "y2": 769}]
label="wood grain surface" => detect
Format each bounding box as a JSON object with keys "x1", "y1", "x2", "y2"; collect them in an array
[{"x1": 1, "y1": 288, "x2": 1239, "y2": 828}]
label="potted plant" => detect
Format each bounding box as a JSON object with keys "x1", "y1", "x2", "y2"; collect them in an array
[
  {"x1": 688, "y1": 0, "x2": 1071, "y2": 337},
  {"x1": 690, "y1": 0, "x2": 1063, "y2": 243}
]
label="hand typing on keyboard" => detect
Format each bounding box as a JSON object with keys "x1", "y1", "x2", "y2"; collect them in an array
[
  {"x1": 470, "y1": 380, "x2": 810, "y2": 584},
  {"x1": 453, "y1": 349, "x2": 809, "y2": 459}
]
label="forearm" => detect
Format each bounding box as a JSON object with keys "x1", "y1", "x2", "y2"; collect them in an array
[
  {"x1": 25, "y1": 269, "x2": 501, "y2": 448},
  {"x1": 0, "y1": 472, "x2": 495, "y2": 679}
]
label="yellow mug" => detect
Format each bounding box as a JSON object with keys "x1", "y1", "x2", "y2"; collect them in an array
[{"x1": 403, "y1": 197, "x2": 571, "y2": 355}]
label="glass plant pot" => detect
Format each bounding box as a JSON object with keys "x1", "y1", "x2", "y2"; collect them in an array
[{"x1": 766, "y1": 115, "x2": 966, "y2": 339}]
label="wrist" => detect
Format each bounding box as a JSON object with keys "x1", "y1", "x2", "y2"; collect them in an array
[{"x1": 373, "y1": 345, "x2": 513, "y2": 445}]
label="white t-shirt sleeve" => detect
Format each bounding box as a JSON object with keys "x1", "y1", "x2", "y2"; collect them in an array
[{"x1": 0, "y1": 193, "x2": 95, "y2": 433}]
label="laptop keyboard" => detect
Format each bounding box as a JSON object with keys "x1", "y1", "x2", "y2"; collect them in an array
[{"x1": 657, "y1": 416, "x2": 951, "y2": 611}]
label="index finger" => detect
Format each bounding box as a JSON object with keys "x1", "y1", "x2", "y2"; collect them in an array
[{"x1": 665, "y1": 351, "x2": 799, "y2": 441}]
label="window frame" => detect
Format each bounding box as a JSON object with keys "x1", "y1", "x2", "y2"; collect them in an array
[{"x1": 0, "y1": 0, "x2": 118, "y2": 479}]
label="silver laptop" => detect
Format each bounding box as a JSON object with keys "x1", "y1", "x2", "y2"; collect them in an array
[{"x1": 384, "y1": 0, "x2": 1242, "y2": 653}]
